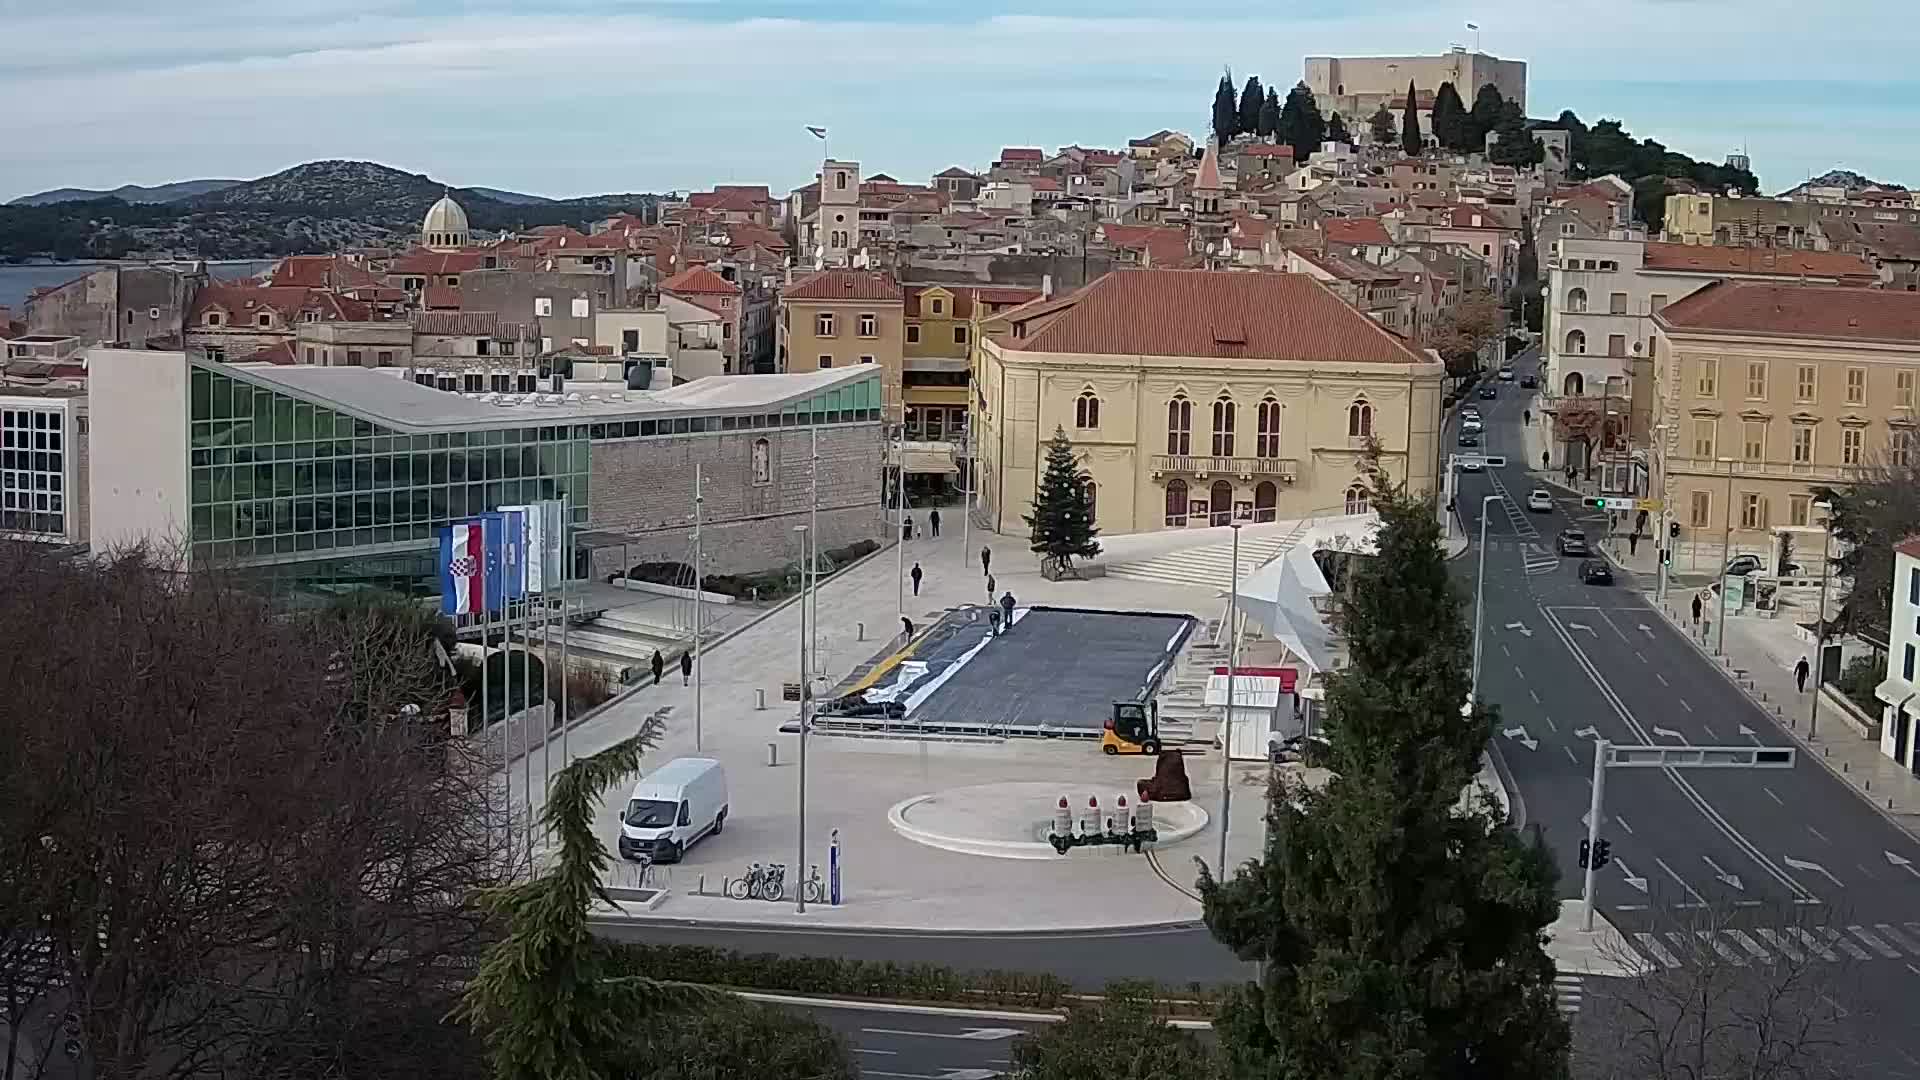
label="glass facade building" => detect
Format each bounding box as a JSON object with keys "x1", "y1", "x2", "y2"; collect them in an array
[{"x1": 0, "y1": 400, "x2": 74, "y2": 540}]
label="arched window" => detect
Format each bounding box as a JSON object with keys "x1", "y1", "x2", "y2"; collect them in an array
[
  {"x1": 1211, "y1": 395, "x2": 1236, "y2": 456},
  {"x1": 1254, "y1": 481, "x2": 1277, "y2": 523},
  {"x1": 1566, "y1": 287, "x2": 1588, "y2": 313},
  {"x1": 1345, "y1": 484, "x2": 1371, "y2": 515},
  {"x1": 1209, "y1": 480, "x2": 1234, "y2": 527},
  {"x1": 1563, "y1": 372, "x2": 1585, "y2": 396},
  {"x1": 1566, "y1": 328, "x2": 1587, "y2": 354},
  {"x1": 1075, "y1": 391, "x2": 1101, "y2": 430},
  {"x1": 1164, "y1": 479, "x2": 1189, "y2": 526},
  {"x1": 1348, "y1": 398, "x2": 1373, "y2": 438},
  {"x1": 1084, "y1": 480, "x2": 1097, "y2": 525},
  {"x1": 1256, "y1": 397, "x2": 1281, "y2": 458},
  {"x1": 1166, "y1": 396, "x2": 1192, "y2": 455}
]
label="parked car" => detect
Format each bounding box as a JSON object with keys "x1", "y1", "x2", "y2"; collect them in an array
[
  {"x1": 1579, "y1": 559, "x2": 1614, "y2": 585},
  {"x1": 1458, "y1": 431, "x2": 1480, "y2": 447},
  {"x1": 1526, "y1": 488, "x2": 1554, "y2": 513},
  {"x1": 1557, "y1": 528, "x2": 1590, "y2": 556},
  {"x1": 619, "y1": 757, "x2": 729, "y2": 863},
  {"x1": 1498, "y1": 368, "x2": 1516, "y2": 381},
  {"x1": 1460, "y1": 405, "x2": 1481, "y2": 419},
  {"x1": 1520, "y1": 374, "x2": 1538, "y2": 388},
  {"x1": 1459, "y1": 458, "x2": 1484, "y2": 472},
  {"x1": 1725, "y1": 554, "x2": 1801, "y2": 577},
  {"x1": 1479, "y1": 386, "x2": 1499, "y2": 400}
]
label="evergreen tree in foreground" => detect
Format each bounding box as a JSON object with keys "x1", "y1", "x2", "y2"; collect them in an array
[
  {"x1": 1431, "y1": 81, "x2": 1468, "y2": 151},
  {"x1": 1025, "y1": 426, "x2": 1101, "y2": 578},
  {"x1": 1198, "y1": 472, "x2": 1570, "y2": 1080},
  {"x1": 1238, "y1": 75, "x2": 1266, "y2": 142},
  {"x1": 1367, "y1": 104, "x2": 1396, "y2": 146},
  {"x1": 1325, "y1": 112, "x2": 1351, "y2": 146},
  {"x1": 1400, "y1": 80, "x2": 1423, "y2": 157},
  {"x1": 1212, "y1": 71, "x2": 1240, "y2": 147}
]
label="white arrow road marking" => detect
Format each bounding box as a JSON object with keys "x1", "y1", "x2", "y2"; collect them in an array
[
  {"x1": 1654, "y1": 856, "x2": 1709, "y2": 906},
  {"x1": 1886, "y1": 851, "x2": 1920, "y2": 879},
  {"x1": 1615, "y1": 815, "x2": 1634, "y2": 834},
  {"x1": 1616, "y1": 859, "x2": 1649, "y2": 892},
  {"x1": 1702, "y1": 855, "x2": 1746, "y2": 891},
  {"x1": 1502, "y1": 726, "x2": 1538, "y2": 751},
  {"x1": 1737, "y1": 723, "x2": 1759, "y2": 744},
  {"x1": 1505, "y1": 621, "x2": 1534, "y2": 637},
  {"x1": 1638, "y1": 623, "x2": 1655, "y2": 637},
  {"x1": 1653, "y1": 726, "x2": 1685, "y2": 740},
  {"x1": 1568, "y1": 621, "x2": 1595, "y2": 634},
  {"x1": 1573, "y1": 726, "x2": 1598, "y2": 739},
  {"x1": 862, "y1": 1028, "x2": 1028, "y2": 1042},
  {"x1": 1783, "y1": 856, "x2": 1846, "y2": 889}
]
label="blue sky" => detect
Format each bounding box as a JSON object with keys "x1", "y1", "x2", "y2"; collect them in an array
[{"x1": 2, "y1": 0, "x2": 1915, "y2": 201}]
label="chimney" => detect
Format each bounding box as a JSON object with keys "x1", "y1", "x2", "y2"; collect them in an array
[{"x1": 1042, "y1": 273, "x2": 1054, "y2": 299}]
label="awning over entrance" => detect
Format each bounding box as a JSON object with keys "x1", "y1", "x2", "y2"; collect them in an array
[{"x1": 888, "y1": 440, "x2": 960, "y2": 475}]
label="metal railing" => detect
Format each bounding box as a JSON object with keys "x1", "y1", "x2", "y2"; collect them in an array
[{"x1": 1149, "y1": 454, "x2": 1299, "y2": 480}]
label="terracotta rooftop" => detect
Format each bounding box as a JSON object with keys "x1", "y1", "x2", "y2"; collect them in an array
[
  {"x1": 1655, "y1": 280, "x2": 1920, "y2": 343},
  {"x1": 1895, "y1": 535, "x2": 1920, "y2": 560},
  {"x1": 1237, "y1": 143, "x2": 1296, "y2": 159},
  {"x1": 422, "y1": 284, "x2": 462, "y2": 310},
  {"x1": 268, "y1": 255, "x2": 379, "y2": 290},
  {"x1": 998, "y1": 148, "x2": 1044, "y2": 162},
  {"x1": 998, "y1": 269, "x2": 1429, "y2": 364},
  {"x1": 189, "y1": 282, "x2": 370, "y2": 323},
  {"x1": 1098, "y1": 224, "x2": 1191, "y2": 267},
  {"x1": 253, "y1": 341, "x2": 297, "y2": 365},
  {"x1": 1641, "y1": 242, "x2": 1876, "y2": 280},
  {"x1": 783, "y1": 270, "x2": 903, "y2": 303},
  {"x1": 659, "y1": 264, "x2": 741, "y2": 296},
  {"x1": 1324, "y1": 217, "x2": 1393, "y2": 247},
  {"x1": 388, "y1": 248, "x2": 489, "y2": 275},
  {"x1": 415, "y1": 311, "x2": 502, "y2": 338}
]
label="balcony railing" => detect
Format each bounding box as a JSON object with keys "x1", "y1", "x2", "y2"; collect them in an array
[
  {"x1": 1681, "y1": 457, "x2": 1854, "y2": 483},
  {"x1": 1150, "y1": 454, "x2": 1298, "y2": 481}
]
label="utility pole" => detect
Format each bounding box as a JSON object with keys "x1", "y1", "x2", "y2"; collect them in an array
[
  {"x1": 1809, "y1": 501, "x2": 1834, "y2": 737},
  {"x1": 1470, "y1": 495, "x2": 1503, "y2": 702},
  {"x1": 895, "y1": 423, "x2": 907, "y2": 625},
  {"x1": 794, "y1": 523, "x2": 813, "y2": 914},
  {"x1": 1581, "y1": 738, "x2": 1607, "y2": 931},
  {"x1": 1217, "y1": 521, "x2": 1243, "y2": 878},
  {"x1": 693, "y1": 464, "x2": 705, "y2": 752}
]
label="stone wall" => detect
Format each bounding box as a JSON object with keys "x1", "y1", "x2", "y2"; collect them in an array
[{"x1": 586, "y1": 422, "x2": 885, "y2": 579}]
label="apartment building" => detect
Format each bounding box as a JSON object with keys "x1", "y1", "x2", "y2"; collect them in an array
[
  {"x1": 777, "y1": 270, "x2": 906, "y2": 420},
  {"x1": 1662, "y1": 194, "x2": 1820, "y2": 249},
  {"x1": 1650, "y1": 282, "x2": 1920, "y2": 568},
  {"x1": 1880, "y1": 537, "x2": 1920, "y2": 773}
]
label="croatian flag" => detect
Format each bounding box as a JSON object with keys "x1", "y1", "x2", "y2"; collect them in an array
[{"x1": 438, "y1": 519, "x2": 486, "y2": 616}]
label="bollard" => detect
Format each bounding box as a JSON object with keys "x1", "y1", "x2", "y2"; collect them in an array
[
  {"x1": 698, "y1": 874, "x2": 707, "y2": 896},
  {"x1": 768, "y1": 741, "x2": 779, "y2": 767},
  {"x1": 1865, "y1": 779, "x2": 1871, "y2": 792},
  {"x1": 857, "y1": 621, "x2": 866, "y2": 642},
  {"x1": 1842, "y1": 761, "x2": 1849, "y2": 773},
  {"x1": 755, "y1": 687, "x2": 767, "y2": 710}
]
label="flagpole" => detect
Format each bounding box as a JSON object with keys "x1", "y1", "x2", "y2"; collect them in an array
[
  {"x1": 560, "y1": 493, "x2": 571, "y2": 772},
  {"x1": 809, "y1": 428, "x2": 820, "y2": 681},
  {"x1": 693, "y1": 465, "x2": 705, "y2": 752},
  {"x1": 516, "y1": 520, "x2": 532, "y2": 862},
  {"x1": 540, "y1": 505, "x2": 554, "y2": 847}
]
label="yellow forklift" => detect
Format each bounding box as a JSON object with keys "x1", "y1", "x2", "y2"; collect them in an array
[{"x1": 1100, "y1": 700, "x2": 1162, "y2": 755}]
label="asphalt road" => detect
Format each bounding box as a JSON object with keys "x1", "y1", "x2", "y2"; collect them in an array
[
  {"x1": 1455, "y1": 351, "x2": 1920, "y2": 1076},
  {"x1": 803, "y1": 1001, "x2": 1054, "y2": 1079}
]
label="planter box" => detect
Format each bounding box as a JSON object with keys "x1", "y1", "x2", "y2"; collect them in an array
[{"x1": 1819, "y1": 684, "x2": 1883, "y2": 740}]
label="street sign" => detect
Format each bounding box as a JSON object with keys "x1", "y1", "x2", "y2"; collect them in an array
[
  {"x1": 1635, "y1": 498, "x2": 1663, "y2": 512},
  {"x1": 782, "y1": 682, "x2": 802, "y2": 702},
  {"x1": 1604, "y1": 744, "x2": 1795, "y2": 769},
  {"x1": 1453, "y1": 454, "x2": 1507, "y2": 469}
]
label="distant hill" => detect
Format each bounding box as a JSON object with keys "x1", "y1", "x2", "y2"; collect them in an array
[
  {"x1": 1775, "y1": 169, "x2": 1908, "y2": 198},
  {"x1": 0, "y1": 159, "x2": 661, "y2": 262},
  {"x1": 9, "y1": 179, "x2": 241, "y2": 207}
]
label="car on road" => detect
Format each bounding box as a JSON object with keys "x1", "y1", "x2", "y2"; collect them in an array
[
  {"x1": 1578, "y1": 559, "x2": 1613, "y2": 585},
  {"x1": 619, "y1": 757, "x2": 729, "y2": 864},
  {"x1": 1520, "y1": 374, "x2": 1537, "y2": 388},
  {"x1": 1459, "y1": 457, "x2": 1483, "y2": 472},
  {"x1": 1526, "y1": 488, "x2": 1553, "y2": 513},
  {"x1": 1459, "y1": 404, "x2": 1480, "y2": 418},
  {"x1": 1724, "y1": 553, "x2": 1801, "y2": 577},
  {"x1": 1461, "y1": 416, "x2": 1483, "y2": 432},
  {"x1": 1498, "y1": 368, "x2": 1515, "y2": 381},
  {"x1": 1458, "y1": 431, "x2": 1480, "y2": 447},
  {"x1": 1556, "y1": 528, "x2": 1589, "y2": 556},
  {"x1": 1478, "y1": 385, "x2": 1498, "y2": 399}
]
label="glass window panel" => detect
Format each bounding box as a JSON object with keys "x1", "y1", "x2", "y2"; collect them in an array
[
  {"x1": 192, "y1": 505, "x2": 211, "y2": 540},
  {"x1": 273, "y1": 397, "x2": 295, "y2": 442},
  {"x1": 211, "y1": 503, "x2": 233, "y2": 539},
  {"x1": 192, "y1": 469, "x2": 211, "y2": 504},
  {"x1": 253, "y1": 389, "x2": 274, "y2": 436},
  {"x1": 294, "y1": 402, "x2": 314, "y2": 440},
  {"x1": 354, "y1": 419, "x2": 374, "y2": 438},
  {"x1": 272, "y1": 499, "x2": 293, "y2": 535},
  {"x1": 210, "y1": 375, "x2": 232, "y2": 420},
  {"x1": 374, "y1": 491, "x2": 392, "y2": 524},
  {"x1": 191, "y1": 369, "x2": 211, "y2": 421}
]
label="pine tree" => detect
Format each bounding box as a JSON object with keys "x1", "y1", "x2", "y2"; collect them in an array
[
  {"x1": 1431, "y1": 81, "x2": 1468, "y2": 151},
  {"x1": 1325, "y1": 112, "x2": 1351, "y2": 145},
  {"x1": 1212, "y1": 71, "x2": 1239, "y2": 148},
  {"x1": 1400, "y1": 80, "x2": 1423, "y2": 157},
  {"x1": 1259, "y1": 87, "x2": 1281, "y2": 138},
  {"x1": 1488, "y1": 102, "x2": 1544, "y2": 168},
  {"x1": 1468, "y1": 82, "x2": 1507, "y2": 150},
  {"x1": 1024, "y1": 427, "x2": 1101, "y2": 578},
  {"x1": 1277, "y1": 81, "x2": 1327, "y2": 164},
  {"x1": 1238, "y1": 75, "x2": 1265, "y2": 142},
  {"x1": 1367, "y1": 104, "x2": 1396, "y2": 146},
  {"x1": 1198, "y1": 475, "x2": 1571, "y2": 1080}
]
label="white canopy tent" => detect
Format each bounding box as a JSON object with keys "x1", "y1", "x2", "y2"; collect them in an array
[{"x1": 1230, "y1": 512, "x2": 1379, "y2": 675}]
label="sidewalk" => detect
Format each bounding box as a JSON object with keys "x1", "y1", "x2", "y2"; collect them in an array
[{"x1": 1642, "y1": 585, "x2": 1920, "y2": 838}]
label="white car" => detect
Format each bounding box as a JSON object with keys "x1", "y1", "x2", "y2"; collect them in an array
[
  {"x1": 1460, "y1": 458, "x2": 1484, "y2": 473},
  {"x1": 1526, "y1": 489, "x2": 1553, "y2": 512}
]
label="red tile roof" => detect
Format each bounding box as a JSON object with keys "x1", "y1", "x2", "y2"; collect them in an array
[
  {"x1": 1324, "y1": 217, "x2": 1393, "y2": 247},
  {"x1": 998, "y1": 148, "x2": 1044, "y2": 162},
  {"x1": 1655, "y1": 280, "x2": 1920, "y2": 344},
  {"x1": 1895, "y1": 535, "x2": 1920, "y2": 560},
  {"x1": 1641, "y1": 242, "x2": 1877, "y2": 282},
  {"x1": 659, "y1": 264, "x2": 741, "y2": 296},
  {"x1": 1099, "y1": 224, "x2": 1190, "y2": 266},
  {"x1": 189, "y1": 283, "x2": 371, "y2": 324},
  {"x1": 415, "y1": 311, "x2": 501, "y2": 338},
  {"x1": 1238, "y1": 143, "x2": 1296, "y2": 159},
  {"x1": 1194, "y1": 144, "x2": 1222, "y2": 191},
  {"x1": 388, "y1": 249, "x2": 490, "y2": 275},
  {"x1": 783, "y1": 270, "x2": 903, "y2": 302},
  {"x1": 252, "y1": 341, "x2": 298, "y2": 365},
  {"x1": 1029, "y1": 177, "x2": 1062, "y2": 192},
  {"x1": 999, "y1": 269, "x2": 1429, "y2": 364},
  {"x1": 422, "y1": 284, "x2": 462, "y2": 310},
  {"x1": 268, "y1": 255, "x2": 379, "y2": 289},
  {"x1": 903, "y1": 284, "x2": 1043, "y2": 318}
]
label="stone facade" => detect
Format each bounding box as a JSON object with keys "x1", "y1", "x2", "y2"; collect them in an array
[
  {"x1": 586, "y1": 422, "x2": 885, "y2": 579},
  {"x1": 27, "y1": 266, "x2": 201, "y2": 349}
]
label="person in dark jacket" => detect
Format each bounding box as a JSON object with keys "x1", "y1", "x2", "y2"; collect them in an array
[
  {"x1": 650, "y1": 649, "x2": 664, "y2": 686},
  {"x1": 901, "y1": 616, "x2": 914, "y2": 639},
  {"x1": 998, "y1": 590, "x2": 1016, "y2": 633},
  {"x1": 681, "y1": 650, "x2": 693, "y2": 686},
  {"x1": 1795, "y1": 655, "x2": 1811, "y2": 693},
  {"x1": 929, "y1": 508, "x2": 942, "y2": 537},
  {"x1": 981, "y1": 545, "x2": 992, "y2": 576},
  {"x1": 910, "y1": 561, "x2": 924, "y2": 596}
]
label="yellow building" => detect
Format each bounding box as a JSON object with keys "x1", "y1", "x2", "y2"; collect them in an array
[
  {"x1": 975, "y1": 269, "x2": 1445, "y2": 536},
  {"x1": 902, "y1": 283, "x2": 1040, "y2": 443},
  {"x1": 776, "y1": 270, "x2": 905, "y2": 420},
  {"x1": 1652, "y1": 281, "x2": 1920, "y2": 568}
]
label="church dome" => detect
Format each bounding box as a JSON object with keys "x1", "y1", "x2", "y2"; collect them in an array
[{"x1": 422, "y1": 194, "x2": 470, "y2": 250}]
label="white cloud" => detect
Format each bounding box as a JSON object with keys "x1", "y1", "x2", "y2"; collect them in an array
[{"x1": 1, "y1": 0, "x2": 1914, "y2": 198}]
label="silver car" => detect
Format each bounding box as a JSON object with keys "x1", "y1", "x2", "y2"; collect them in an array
[{"x1": 1526, "y1": 489, "x2": 1553, "y2": 513}]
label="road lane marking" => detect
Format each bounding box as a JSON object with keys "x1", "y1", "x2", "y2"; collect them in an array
[
  {"x1": 1726, "y1": 929, "x2": 1771, "y2": 961},
  {"x1": 1807, "y1": 825, "x2": 1831, "y2": 844},
  {"x1": 1654, "y1": 856, "x2": 1709, "y2": 906},
  {"x1": 1655, "y1": 672, "x2": 1668, "y2": 686},
  {"x1": 1501, "y1": 643, "x2": 1510, "y2": 657},
  {"x1": 1564, "y1": 746, "x2": 1579, "y2": 764},
  {"x1": 1678, "y1": 698, "x2": 1693, "y2": 712},
  {"x1": 1695, "y1": 930, "x2": 1747, "y2": 964},
  {"x1": 862, "y1": 1027, "x2": 1028, "y2": 1042},
  {"x1": 1849, "y1": 926, "x2": 1902, "y2": 958},
  {"x1": 1514, "y1": 665, "x2": 1526, "y2": 679},
  {"x1": 1876, "y1": 923, "x2": 1920, "y2": 955},
  {"x1": 1616, "y1": 815, "x2": 1633, "y2": 834},
  {"x1": 1818, "y1": 928, "x2": 1872, "y2": 961},
  {"x1": 1756, "y1": 928, "x2": 1807, "y2": 961},
  {"x1": 1528, "y1": 688, "x2": 1541, "y2": 704},
  {"x1": 1544, "y1": 715, "x2": 1558, "y2": 733},
  {"x1": 1633, "y1": 650, "x2": 1646, "y2": 663},
  {"x1": 1765, "y1": 787, "x2": 1784, "y2": 805},
  {"x1": 1787, "y1": 928, "x2": 1840, "y2": 961},
  {"x1": 1633, "y1": 932, "x2": 1681, "y2": 968},
  {"x1": 855, "y1": 1049, "x2": 900, "y2": 1056}
]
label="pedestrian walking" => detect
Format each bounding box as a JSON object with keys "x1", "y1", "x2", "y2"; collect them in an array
[
  {"x1": 981, "y1": 545, "x2": 992, "y2": 577},
  {"x1": 901, "y1": 616, "x2": 914, "y2": 640},
  {"x1": 929, "y1": 508, "x2": 942, "y2": 538},
  {"x1": 998, "y1": 590, "x2": 1016, "y2": 633},
  {"x1": 1523, "y1": 409, "x2": 1531, "y2": 426},
  {"x1": 902, "y1": 514, "x2": 914, "y2": 542},
  {"x1": 985, "y1": 574, "x2": 995, "y2": 602},
  {"x1": 680, "y1": 650, "x2": 693, "y2": 687},
  {"x1": 910, "y1": 561, "x2": 923, "y2": 596},
  {"x1": 1795, "y1": 655, "x2": 1811, "y2": 693},
  {"x1": 1541, "y1": 451, "x2": 1550, "y2": 470},
  {"x1": 650, "y1": 648, "x2": 664, "y2": 686},
  {"x1": 1628, "y1": 532, "x2": 1639, "y2": 556},
  {"x1": 1690, "y1": 593, "x2": 1702, "y2": 625},
  {"x1": 988, "y1": 608, "x2": 1002, "y2": 635}
]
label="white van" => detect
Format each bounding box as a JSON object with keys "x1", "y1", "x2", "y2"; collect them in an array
[{"x1": 618, "y1": 757, "x2": 728, "y2": 863}]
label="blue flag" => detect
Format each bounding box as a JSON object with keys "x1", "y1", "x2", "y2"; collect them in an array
[
  {"x1": 480, "y1": 512, "x2": 507, "y2": 614},
  {"x1": 500, "y1": 508, "x2": 528, "y2": 603}
]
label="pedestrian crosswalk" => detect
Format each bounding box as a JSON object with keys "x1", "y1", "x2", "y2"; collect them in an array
[
  {"x1": 1554, "y1": 973, "x2": 1583, "y2": 1016},
  {"x1": 1623, "y1": 921, "x2": 1920, "y2": 970},
  {"x1": 1, "y1": 933, "x2": 62, "y2": 1002}
]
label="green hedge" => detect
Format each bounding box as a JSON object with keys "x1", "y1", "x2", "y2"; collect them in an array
[
  {"x1": 608, "y1": 941, "x2": 1074, "y2": 1009},
  {"x1": 616, "y1": 540, "x2": 883, "y2": 601}
]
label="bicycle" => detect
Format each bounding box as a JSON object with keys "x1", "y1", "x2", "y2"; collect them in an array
[
  {"x1": 800, "y1": 864, "x2": 826, "y2": 905},
  {"x1": 760, "y1": 862, "x2": 788, "y2": 902},
  {"x1": 727, "y1": 862, "x2": 770, "y2": 901}
]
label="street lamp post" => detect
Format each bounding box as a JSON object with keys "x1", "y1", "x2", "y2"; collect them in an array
[
  {"x1": 1217, "y1": 521, "x2": 1243, "y2": 879},
  {"x1": 1470, "y1": 494, "x2": 1504, "y2": 703},
  {"x1": 793, "y1": 523, "x2": 812, "y2": 914},
  {"x1": 1808, "y1": 501, "x2": 1834, "y2": 738},
  {"x1": 1715, "y1": 458, "x2": 1737, "y2": 654}
]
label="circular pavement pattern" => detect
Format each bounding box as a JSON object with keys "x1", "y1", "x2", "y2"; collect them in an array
[{"x1": 888, "y1": 780, "x2": 1210, "y2": 860}]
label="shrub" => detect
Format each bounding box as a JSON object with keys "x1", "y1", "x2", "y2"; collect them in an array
[
  {"x1": 622, "y1": 999, "x2": 856, "y2": 1080},
  {"x1": 1008, "y1": 981, "x2": 1223, "y2": 1080},
  {"x1": 608, "y1": 942, "x2": 1072, "y2": 1010},
  {"x1": 1835, "y1": 655, "x2": 1884, "y2": 713},
  {"x1": 549, "y1": 662, "x2": 617, "y2": 721}
]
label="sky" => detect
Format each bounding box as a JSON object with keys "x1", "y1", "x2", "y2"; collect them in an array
[{"x1": 2, "y1": 0, "x2": 1917, "y2": 202}]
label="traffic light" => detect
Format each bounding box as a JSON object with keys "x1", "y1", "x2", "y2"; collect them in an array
[
  {"x1": 1582, "y1": 497, "x2": 1608, "y2": 509},
  {"x1": 1593, "y1": 839, "x2": 1612, "y2": 870},
  {"x1": 1669, "y1": 520, "x2": 1681, "y2": 539},
  {"x1": 1577, "y1": 837, "x2": 1590, "y2": 869}
]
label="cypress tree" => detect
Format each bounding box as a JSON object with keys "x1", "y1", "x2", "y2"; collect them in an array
[
  {"x1": 1367, "y1": 104, "x2": 1396, "y2": 146},
  {"x1": 1468, "y1": 83, "x2": 1507, "y2": 149},
  {"x1": 1024, "y1": 427, "x2": 1101, "y2": 578},
  {"x1": 1238, "y1": 75, "x2": 1265, "y2": 142},
  {"x1": 1489, "y1": 102, "x2": 1544, "y2": 168},
  {"x1": 1212, "y1": 71, "x2": 1239, "y2": 147},
  {"x1": 1278, "y1": 82, "x2": 1327, "y2": 164},
  {"x1": 1400, "y1": 80, "x2": 1423, "y2": 156},
  {"x1": 1431, "y1": 81, "x2": 1468, "y2": 151},
  {"x1": 1259, "y1": 87, "x2": 1282, "y2": 138},
  {"x1": 1326, "y1": 112, "x2": 1351, "y2": 146},
  {"x1": 1199, "y1": 475, "x2": 1571, "y2": 1080}
]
